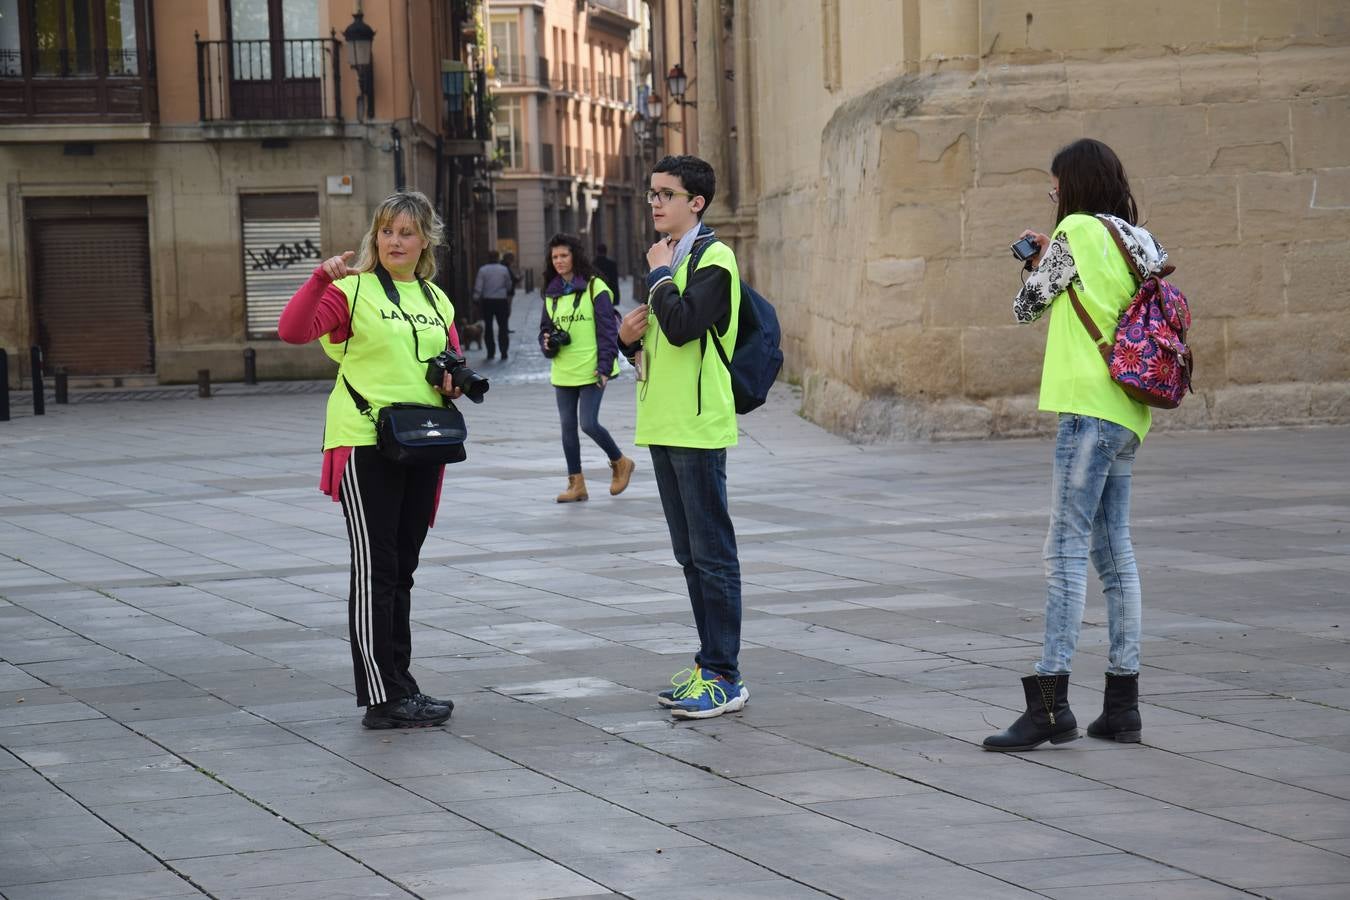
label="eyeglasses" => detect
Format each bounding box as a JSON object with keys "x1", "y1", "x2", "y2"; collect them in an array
[
  {"x1": 1048, "y1": 187, "x2": 1060, "y2": 203},
  {"x1": 645, "y1": 189, "x2": 696, "y2": 206}
]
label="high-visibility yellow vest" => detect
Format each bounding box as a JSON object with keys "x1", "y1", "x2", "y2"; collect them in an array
[
  {"x1": 634, "y1": 240, "x2": 741, "y2": 448},
  {"x1": 547, "y1": 278, "x2": 619, "y2": 387},
  {"x1": 319, "y1": 273, "x2": 454, "y2": 449}
]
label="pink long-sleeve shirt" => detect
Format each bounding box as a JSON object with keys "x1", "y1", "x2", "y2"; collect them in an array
[{"x1": 279, "y1": 265, "x2": 460, "y2": 521}]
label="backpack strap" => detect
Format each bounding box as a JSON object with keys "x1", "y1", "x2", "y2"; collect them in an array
[{"x1": 1066, "y1": 284, "x2": 1115, "y2": 366}]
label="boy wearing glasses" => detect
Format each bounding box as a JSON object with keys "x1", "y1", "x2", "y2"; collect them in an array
[{"x1": 619, "y1": 155, "x2": 746, "y2": 719}]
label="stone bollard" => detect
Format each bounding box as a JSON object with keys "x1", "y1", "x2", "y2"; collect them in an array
[
  {"x1": 197, "y1": 369, "x2": 211, "y2": 398},
  {"x1": 30, "y1": 346, "x2": 44, "y2": 416},
  {"x1": 0, "y1": 348, "x2": 9, "y2": 422}
]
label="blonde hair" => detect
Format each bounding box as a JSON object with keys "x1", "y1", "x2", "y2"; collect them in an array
[{"x1": 353, "y1": 191, "x2": 444, "y2": 281}]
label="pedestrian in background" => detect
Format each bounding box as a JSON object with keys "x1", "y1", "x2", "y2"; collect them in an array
[
  {"x1": 540, "y1": 233, "x2": 635, "y2": 503},
  {"x1": 474, "y1": 250, "x2": 514, "y2": 361},
  {"x1": 277, "y1": 191, "x2": 459, "y2": 730},
  {"x1": 619, "y1": 155, "x2": 747, "y2": 720},
  {"x1": 984, "y1": 139, "x2": 1166, "y2": 752}
]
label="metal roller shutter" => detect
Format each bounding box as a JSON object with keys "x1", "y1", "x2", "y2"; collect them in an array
[
  {"x1": 33, "y1": 216, "x2": 154, "y2": 376},
  {"x1": 241, "y1": 193, "x2": 322, "y2": 337}
]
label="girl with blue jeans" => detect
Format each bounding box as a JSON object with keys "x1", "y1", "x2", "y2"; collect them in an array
[
  {"x1": 539, "y1": 233, "x2": 635, "y2": 502},
  {"x1": 985, "y1": 139, "x2": 1168, "y2": 752}
]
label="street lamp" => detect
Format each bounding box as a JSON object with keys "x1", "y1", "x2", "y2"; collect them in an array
[
  {"x1": 343, "y1": 10, "x2": 376, "y2": 120},
  {"x1": 646, "y1": 92, "x2": 663, "y2": 122},
  {"x1": 665, "y1": 63, "x2": 693, "y2": 106}
]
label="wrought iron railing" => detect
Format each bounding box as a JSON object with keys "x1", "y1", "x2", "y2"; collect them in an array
[
  {"x1": 0, "y1": 47, "x2": 152, "y2": 78},
  {"x1": 195, "y1": 36, "x2": 342, "y2": 122}
]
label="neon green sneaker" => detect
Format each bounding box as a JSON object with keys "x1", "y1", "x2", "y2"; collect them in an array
[
  {"x1": 670, "y1": 672, "x2": 749, "y2": 720},
  {"x1": 657, "y1": 666, "x2": 700, "y2": 708}
]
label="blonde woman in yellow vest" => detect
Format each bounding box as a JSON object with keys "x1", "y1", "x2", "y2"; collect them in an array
[
  {"x1": 985, "y1": 140, "x2": 1169, "y2": 752},
  {"x1": 279, "y1": 191, "x2": 461, "y2": 730},
  {"x1": 538, "y1": 233, "x2": 635, "y2": 502},
  {"x1": 619, "y1": 155, "x2": 748, "y2": 720}
]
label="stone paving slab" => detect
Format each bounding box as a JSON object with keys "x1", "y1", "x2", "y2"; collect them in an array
[{"x1": 2, "y1": 311, "x2": 1349, "y2": 898}]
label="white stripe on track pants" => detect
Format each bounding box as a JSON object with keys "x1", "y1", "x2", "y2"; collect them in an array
[{"x1": 339, "y1": 446, "x2": 439, "y2": 707}]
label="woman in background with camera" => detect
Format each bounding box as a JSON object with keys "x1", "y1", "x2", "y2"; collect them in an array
[
  {"x1": 539, "y1": 233, "x2": 635, "y2": 502},
  {"x1": 278, "y1": 191, "x2": 460, "y2": 730},
  {"x1": 984, "y1": 139, "x2": 1168, "y2": 752}
]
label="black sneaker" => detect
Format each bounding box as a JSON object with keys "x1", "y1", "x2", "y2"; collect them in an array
[
  {"x1": 361, "y1": 696, "x2": 452, "y2": 729},
  {"x1": 412, "y1": 692, "x2": 455, "y2": 714}
]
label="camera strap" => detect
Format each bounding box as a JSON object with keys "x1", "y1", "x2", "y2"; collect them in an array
[
  {"x1": 339, "y1": 266, "x2": 453, "y2": 421},
  {"x1": 545, "y1": 283, "x2": 583, "y2": 334}
]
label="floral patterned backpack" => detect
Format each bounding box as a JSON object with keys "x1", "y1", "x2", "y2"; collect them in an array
[{"x1": 1067, "y1": 216, "x2": 1194, "y2": 409}]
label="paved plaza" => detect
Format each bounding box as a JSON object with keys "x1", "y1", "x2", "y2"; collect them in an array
[{"x1": 2, "y1": 302, "x2": 1349, "y2": 898}]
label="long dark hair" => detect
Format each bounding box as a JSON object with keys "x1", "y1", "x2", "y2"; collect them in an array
[
  {"x1": 1051, "y1": 139, "x2": 1138, "y2": 226},
  {"x1": 543, "y1": 233, "x2": 595, "y2": 287}
]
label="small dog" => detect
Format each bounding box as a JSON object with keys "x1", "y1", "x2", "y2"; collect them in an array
[{"x1": 457, "y1": 319, "x2": 484, "y2": 350}]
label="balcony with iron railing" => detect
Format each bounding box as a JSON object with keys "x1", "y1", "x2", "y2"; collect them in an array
[
  {"x1": 195, "y1": 35, "x2": 342, "y2": 123},
  {"x1": 0, "y1": 46, "x2": 157, "y2": 122}
]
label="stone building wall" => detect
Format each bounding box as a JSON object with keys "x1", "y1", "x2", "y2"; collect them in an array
[{"x1": 715, "y1": 0, "x2": 1350, "y2": 439}]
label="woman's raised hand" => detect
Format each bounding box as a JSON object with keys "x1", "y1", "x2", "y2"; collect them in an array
[{"x1": 321, "y1": 250, "x2": 356, "y2": 281}]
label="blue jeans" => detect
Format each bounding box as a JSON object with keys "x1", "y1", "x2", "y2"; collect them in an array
[
  {"x1": 649, "y1": 446, "x2": 742, "y2": 683},
  {"x1": 555, "y1": 384, "x2": 622, "y2": 474},
  {"x1": 1038, "y1": 414, "x2": 1142, "y2": 676}
]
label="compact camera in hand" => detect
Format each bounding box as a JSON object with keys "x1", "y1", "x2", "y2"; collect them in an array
[
  {"x1": 425, "y1": 350, "x2": 490, "y2": 403},
  {"x1": 1010, "y1": 235, "x2": 1041, "y2": 263},
  {"x1": 543, "y1": 328, "x2": 572, "y2": 357}
]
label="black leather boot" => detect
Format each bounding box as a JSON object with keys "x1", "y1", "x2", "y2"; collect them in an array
[
  {"x1": 362, "y1": 695, "x2": 452, "y2": 729},
  {"x1": 983, "y1": 674, "x2": 1079, "y2": 752},
  {"x1": 1087, "y1": 673, "x2": 1141, "y2": 742}
]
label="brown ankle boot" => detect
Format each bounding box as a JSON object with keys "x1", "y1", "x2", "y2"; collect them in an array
[
  {"x1": 609, "y1": 456, "x2": 635, "y2": 495},
  {"x1": 556, "y1": 473, "x2": 588, "y2": 503}
]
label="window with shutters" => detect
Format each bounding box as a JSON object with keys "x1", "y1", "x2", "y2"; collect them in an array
[
  {"x1": 0, "y1": 0, "x2": 157, "y2": 122},
  {"x1": 240, "y1": 192, "x2": 321, "y2": 338}
]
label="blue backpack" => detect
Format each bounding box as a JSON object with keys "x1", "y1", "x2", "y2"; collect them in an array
[{"x1": 689, "y1": 238, "x2": 784, "y2": 414}]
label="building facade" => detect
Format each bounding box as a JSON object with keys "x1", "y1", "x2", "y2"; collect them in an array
[
  {"x1": 696, "y1": 0, "x2": 1350, "y2": 437},
  {"x1": 0, "y1": 0, "x2": 493, "y2": 385},
  {"x1": 486, "y1": 0, "x2": 643, "y2": 286}
]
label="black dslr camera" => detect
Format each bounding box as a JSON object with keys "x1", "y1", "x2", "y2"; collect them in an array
[
  {"x1": 426, "y1": 350, "x2": 490, "y2": 403},
  {"x1": 542, "y1": 328, "x2": 572, "y2": 358}
]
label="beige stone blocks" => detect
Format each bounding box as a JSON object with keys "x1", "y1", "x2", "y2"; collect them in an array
[
  {"x1": 976, "y1": 112, "x2": 1082, "y2": 180},
  {"x1": 878, "y1": 119, "x2": 976, "y2": 192},
  {"x1": 927, "y1": 257, "x2": 1019, "y2": 329},
  {"x1": 1240, "y1": 172, "x2": 1350, "y2": 242},
  {"x1": 1286, "y1": 240, "x2": 1350, "y2": 312},
  {"x1": 744, "y1": 12, "x2": 1349, "y2": 437},
  {"x1": 960, "y1": 325, "x2": 1046, "y2": 399},
  {"x1": 1139, "y1": 176, "x2": 1241, "y2": 247},
  {"x1": 1228, "y1": 313, "x2": 1350, "y2": 383},
  {"x1": 1065, "y1": 59, "x2": 1182, "y2": 111},
  {"x1": 1256, "y1": 47, "x2": 1350, "y2": 101},
  {"x1": 1292, "y1": 97, "x2": 1350, "y2": 169},
  {"x1": 1168, "y1": 245, "x2": 1283, "y2": 319},
  {"x1": 1180, "y1": 53, "x2": 1261, "y2": 105},
  {"x1": 1207, "y1": 101, "x2": 1291, "y2": 172},
  {"x1": 1081, "y1": 105, "x2": 1213, "y2": 178}
]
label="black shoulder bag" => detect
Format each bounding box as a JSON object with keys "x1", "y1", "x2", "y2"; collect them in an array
[{"x1": 340, "y1": 267, "x2": 468, "y2": 466}]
